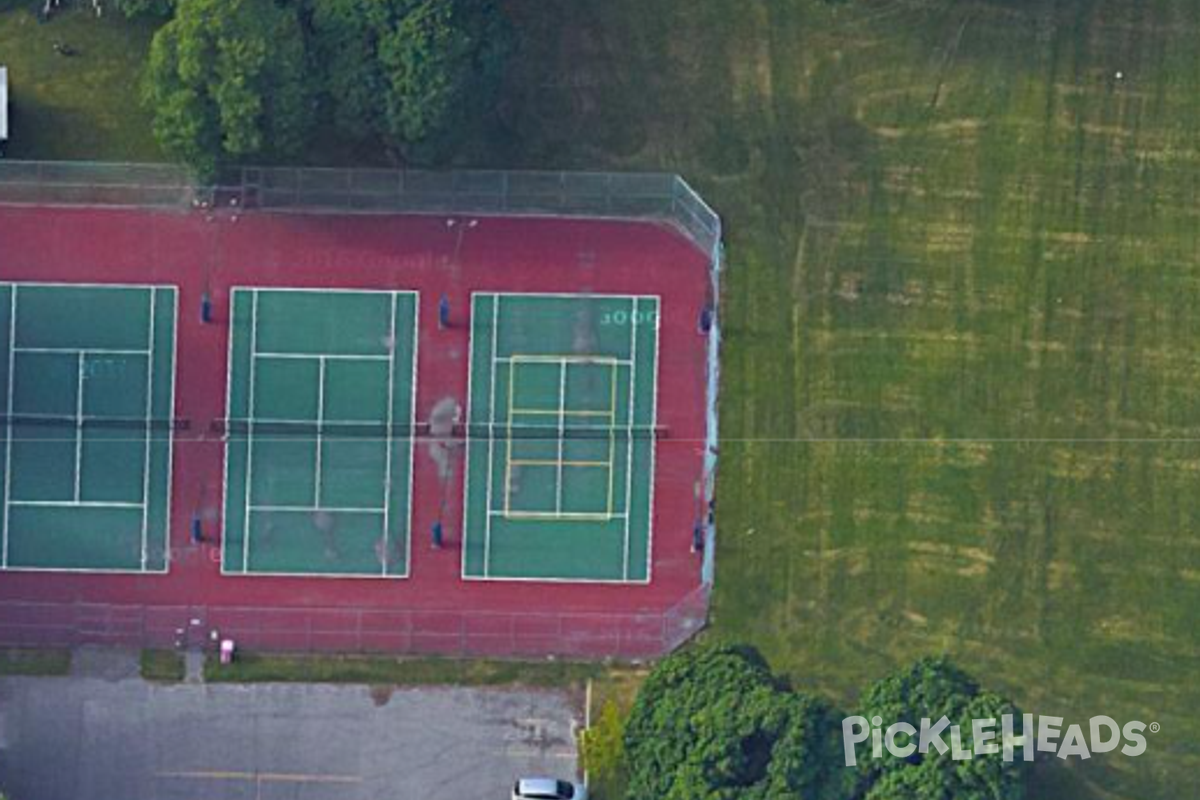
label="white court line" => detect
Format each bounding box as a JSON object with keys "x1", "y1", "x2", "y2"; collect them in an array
[
  {"x1": 250, "y1": 504, "x2": 384, "y2": 514},
  {"x1": 5, "y1": 412, "x2": 147, "y2": 423},
  {"x1": 460, "y1": 294, "x2": 479, "y2": 581},
  {"x1": 504, "y1": 421, "x2": 618, "y2": 430},
  {"x1": 14, "y1": 347, "x2": 149, "y2": 356},
  {"x1": 161, "y1": 288, "x2": 179, "y2": 575},
  {"x1": 241, "y1": 291, "x2": 260, "y2": 574},
  {"x1": 2, "y1": 286, "x2": 16, "y2": 568},
  {"x1": 622, "y1": 298, "x2": 638, "y2": 581},
  {"x1": 380, "y1": 296, "x2": 397, "y2": 576},
  {"x1": 140, "y1": 288, "x2": 156, "y2": 570},
  {"x1": 314, "y1": 356, "x2": 326, "y2": 507},
  {"x1": 403, "y1": 292, "x2": 418, "y2": 578},
  {"x1": 607, "y1": 361, "x2": 618, "y2": 515},
  {"x1": 483, "y1": 294, "x2": 499, "y2": 577},
  {"x1": 11, "y1": 500, "x2": 143, "y2": 509},
  {"x1": 0, "y1": 281, "x2": 159, "y2": 291},
  {"x1": 460, "y1": 292, "x2": 665, "y2": 584},
  {"x1": 219, "y1": 289, "x2": 239, "y2": 575},
  {"x1": 556, "y1": 360, "x2": 567, "y2": 514},
  {"x1": 0, "y1": 284, "x2": 171, "y2": 574},
  {"x1": 503, "y1": 351, "x2": 517, "y2": 518},
  {"x1": 510, "y1": 459, "x2": 610, "y2": 468},
  {"x1": 487, "y1": 291, "x2": 645, "y2": 301},
  {"x1": 256, "y1": 351, "x2": 390, "y2": 362},
  {"x1": 511, "y1": 407, "x2": 614, "y2": 417},
  {"x1": 73, "y1": 352, "x2": 84, "y2": 503},
  {"x1": 644, "y1": 295, "x2": 662, "y2": 583},
  {"x1": 222, "y1": 288, "x2": 416, "y2": 578},
  {"x1": 248, "y1": 286, "x2": 397, "y2": 296},
  {"x1": 2, "y1": 564, "x2": 168, "y2": 575},
  {"x1": 499, "y1": 355, "x2": 628, "y2": 366},
  {"x1": 490, "y1": 510, "x2": 624, "y2": 521},
  {"x1": 463, "y1": 571, "x2": 649, "y2": 585}
]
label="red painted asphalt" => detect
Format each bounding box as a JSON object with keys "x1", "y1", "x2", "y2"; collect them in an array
[{"x1": 0, "y1": 205, "x2": 712, "y2": 657}]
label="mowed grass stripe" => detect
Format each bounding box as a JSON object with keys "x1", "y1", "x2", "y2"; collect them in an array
[
  {"x1": 700, "y1": 4, "x2": 1200, "y2": 800},
  {"x1": 488, "y1": 0, "x2": 1200, "y2": 797}
]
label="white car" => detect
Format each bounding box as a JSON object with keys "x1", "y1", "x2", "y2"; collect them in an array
[{"x1": 512, "y1": 776, "x2": 587, "y2": 800}]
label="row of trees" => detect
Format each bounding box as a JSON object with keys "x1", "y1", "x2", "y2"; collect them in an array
[
  {"x1": 621, "y1": 646, "x2": 1029, "y2": 800},
  {"x1": 135, "y1": 0, "x2": 511, "y2": 177}
]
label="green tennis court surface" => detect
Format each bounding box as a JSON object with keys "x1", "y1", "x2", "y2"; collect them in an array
[
  {"x1": 463, "y1": 293, "x2": 659, "y2": 582},
  {"x1": 222, "y1": 288, "x2": 418, "y2": 578},
  {"x1": 0, "y1": 283, "x2": 176, "y2": 572}
]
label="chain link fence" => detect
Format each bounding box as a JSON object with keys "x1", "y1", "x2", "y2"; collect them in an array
[
  {"x1": 0, "y1": 160, "x2": 720, "y2": 256},
  {"x1": 0, "y1": 159, "x2": 722, "y2": 657}
]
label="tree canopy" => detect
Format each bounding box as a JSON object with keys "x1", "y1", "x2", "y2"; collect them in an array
[
  {"x1": 854, "y1": 656, "x2": 1029, "y2": 800},
  {"x1": 624, "y1": 644, "x2": 849, "y2": 800},
  {"x1": 310, "y1": 0, "x2": 511, "y2": 160},
  {"x1": 111, "y1": 0, "x2": 175, "y2": 19},
  {"x1": 139, "y1": 0, "x2": 511, "y2": 175},
  {"x1": 622, "y1": 647, "x2": 1029, "y2": 800},
  {"x1": 141, "y1": 0, "x2": 311, "y2": 178}
]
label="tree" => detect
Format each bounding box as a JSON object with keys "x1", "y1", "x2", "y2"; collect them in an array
[
  {"x1": 581, "y1": 700, "x2": 629, "y2": 797},
  {"x1": 623, "y1": 644, "x2": 850, "y2": 800},
  {"x1": 310, "y1": 0, "x2": 511, "y2": 161},
  {"x1": 854, "y1": 656, "x2": 1030, "y2": 800},
  {"x1": 111, "y1": 0, "x2": 175, "y2": 19},
  {"x1": 142, "y1": 0, "x2": 311, "y2": 178}
]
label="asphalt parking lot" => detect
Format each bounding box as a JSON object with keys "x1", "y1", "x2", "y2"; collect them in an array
[{"x1": 0, "y1": 654, "x2": 581, "y2": 800}]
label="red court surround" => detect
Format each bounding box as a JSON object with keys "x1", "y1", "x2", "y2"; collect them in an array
[{"x1": 0, "y1": 204, "x2": 712, "y2": 658}]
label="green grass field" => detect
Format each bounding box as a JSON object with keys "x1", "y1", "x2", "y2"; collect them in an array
[
  {"x1": 495, "y1": 3, "x2": 1200, "y2": 797},
  {"x1": 0, "y1": 0, "x2": 160, "y2": 160},
  {"x1": 2, "y1": 0, "x2": 1198, "y2": 797}
]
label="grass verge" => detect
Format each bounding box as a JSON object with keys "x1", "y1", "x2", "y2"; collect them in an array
[
  {"x1": 0, "y1": 0, "x2": 161, "y2": 160},
  {"x1": 0, "y1": 647, "x2": 71, "y2": 676},
  {"x1": 204, "y1": 652, "x2": 605, "y2": 687},
  {"x1": 579, "y1": 667, "x2": 646, "y2": 800},
  {"x1": 140, "y1": 649, "x2": 184, "y2": 682}
]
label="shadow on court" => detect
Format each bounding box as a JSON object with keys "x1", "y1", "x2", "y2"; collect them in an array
[{"x1": 0, "y1": 665, "x2": 580, "y2": 800}]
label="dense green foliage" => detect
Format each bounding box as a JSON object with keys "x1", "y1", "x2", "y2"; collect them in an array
[
  {"x1": 624, "y1": 645, "x2": 848, "y2": 800},
  {"x1": 137, "y1": 0, "x2": 510, "y2": 172},
  {"x1": 111, "y1": 0, "x2": 174, "y2": 19},
  {"x1": 141, "y1": 0, "x2": 309, "y2": 177},
  {"x1": 581, "y1": 700, "x2": 628, "y2": 799},
  {"x1": 624, "y1": 647, "x2": 1027, "y2": 800},
  {"x1": 141, "y1": 0, "x2": 310, "y2": 177},
  {"x1": 310, "y1": 0, "x2": 510, "y2": 160},
  {"x1": 856, "y1": 658, "x2": 1028, "y2": 800}
]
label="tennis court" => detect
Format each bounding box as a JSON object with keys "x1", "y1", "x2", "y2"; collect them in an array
[
  {"x1": 463, "y1": 293, "x2": 659, "y2": 582},
  {"x1": 222, "y1": 288, "x2": 418, "y2": 578},
  {"x1": 0, "y1": 283, "x2": 177, "y2": 572}
]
